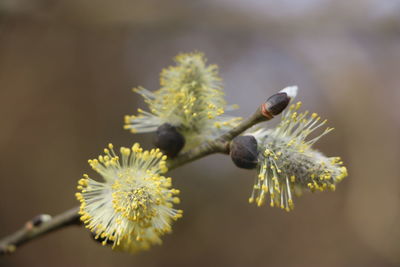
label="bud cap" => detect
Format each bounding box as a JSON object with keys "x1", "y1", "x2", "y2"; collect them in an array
[
  {"x1": 230, "y1": 135, "x2": 259, "y2": 169},
  {"x1": 263, "y1": 85, "x2": 298, "y2": 117},
  {"x1": 154, "y1": 123, "x2": 185, "y2": 157}
]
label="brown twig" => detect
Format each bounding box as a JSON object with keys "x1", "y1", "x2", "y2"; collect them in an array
[
  {"x1": 166, "y1": 106, "x2": 269, "y2": 169},
  {"x1": 0, "y1": 94, "x2": 281, "y2": 255},
  {"x1": 0, "y1": 207, "x2": 80, "y2": 255}
]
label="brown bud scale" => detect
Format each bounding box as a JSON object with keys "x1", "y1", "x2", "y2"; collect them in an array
[{"x1": 230, "y1": 135, "x2": 259, "y2": 169}]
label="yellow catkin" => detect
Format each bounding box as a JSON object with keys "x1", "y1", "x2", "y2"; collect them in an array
[
  {"x1": 249, "y1": 100, "x2": 348, "y2": 212},
  {"x1": 76, "y1": 143, "x2": 182, "y2": 253}
]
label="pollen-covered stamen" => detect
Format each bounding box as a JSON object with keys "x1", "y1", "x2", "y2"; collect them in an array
[
  {"x1": 76, "y1": 143, "x2": 182, "y2": 253},
  {"x1": 112, "y1": 182, "x2": 157, "y2": 225},
  {"x1": 249, "y1": 149, "x2": 294, "y2": 212},
  {"x1": 124, "y1": 52, "x2": 241, "y2": 151},
  {"x1": 249, "y1": 101, "x2": 348, "y2": 211}
]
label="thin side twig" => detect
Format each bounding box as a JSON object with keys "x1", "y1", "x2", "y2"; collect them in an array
[{"x1": 0, "y1": 207, "x2": 80, "y2": 255}]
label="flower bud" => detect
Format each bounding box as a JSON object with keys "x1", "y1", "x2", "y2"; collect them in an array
[
  {"x1": 230, "y1": 135, "x2": 259, "y2": 169},
  {"x1": 264, "y1": 93, "x2": 290, "y2": 116},
  {"x1": 25, "y1": 214, "x2": 52, "y2": 229},
  {"x1": 31, "y1": 214, "x2": 52, "y2": 227},
  {"x1": 154, "y1": 123, "x2": 185, "y2": 157},
  {"x1": 262, "y1": 86, "x2": 298, "y2": 118}
]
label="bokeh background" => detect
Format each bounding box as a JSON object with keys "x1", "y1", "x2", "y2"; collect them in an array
[{"x1": 0, "y1": 0, "x2": 399, "y2": 266}]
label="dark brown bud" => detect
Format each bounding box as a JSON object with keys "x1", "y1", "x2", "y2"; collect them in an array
[
  {"x1": 154, "y1": 123, "x2": 185, "y2": 157},
  {"x1": 263, "y1": 92, "x2": 290, "y2": 117},
  {"x1": 261, "y1": 86, "x2": 297, "y2": 118},
  {"x1": 230, "y1": 135, "x2": 259, "y2": 169}
]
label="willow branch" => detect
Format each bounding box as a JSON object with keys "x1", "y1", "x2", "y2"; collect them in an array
[
  {"x1": 0, "y1": 91, "x2": 288, "y2": 255},
  {"x1": 167, "y1": 106, "x2": 268, "y2": 170},
  {"x1": 0, "y1": 207, "x2": 80, "y2": 255}
]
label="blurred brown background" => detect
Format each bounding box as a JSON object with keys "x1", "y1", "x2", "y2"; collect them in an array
[{"x1": 0, "y1": 0, "x2": 400, "y2": 266}]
